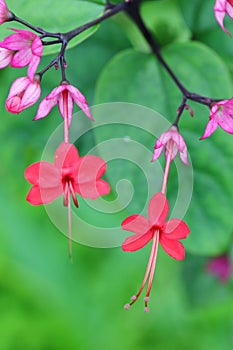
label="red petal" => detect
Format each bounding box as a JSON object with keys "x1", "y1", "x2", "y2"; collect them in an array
[
  {"x1": 122, "y1": 230, "x2": 154, "y2": 252},
  {"x1": 24, "y1": 161, "x2": 60, "y2": 187},
  {"x1": 54, "y1": 142, "x2": 79, "y2": 169},
  {"x1": 75, "y1": 155, "x2": 107, "y2": 184},
  {"x1": 159, "y1": 237, "x2": 185, "y2": 260},
  {"x1": 26, "y1": 185, "x2": 62, "y2": 205},
  {"x1": 75, "y1": 179, "x2": 110, "y2": 199},
  {"x1": 163, "y1": 219, "x2": 190, "y2": 240},
  {"x1": 148, "y1": 192, "x2": 169, "y2": 227},
  {"x1": 121, "y1": 214, "x2": 150, "y2": 235}
]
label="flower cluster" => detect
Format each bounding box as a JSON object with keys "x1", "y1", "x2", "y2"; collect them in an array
[
  {"x1": 0, "y1": 0, "x2": 105, "y2": 259},
  {"x1": 0, "y1": 1, "x2": 92, "y2": 125}
]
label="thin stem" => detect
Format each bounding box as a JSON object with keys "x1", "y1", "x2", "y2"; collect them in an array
[
  {"x1": 125, "y1": 1, "x2": 221, "y2": 124},
  {"x1": 65, "y1": 2, "x2": 126, "y2": 41},
  {"x1": 12, "y1": 14, "x2": 61, "y2": 38},
  {"x1": 173, "y1": 97, "x2": 187, "y2": 126},
  {"x1": 161, "y1": 148, "x2": 172, "y2": 195},
  {"x1": 63, "y1": 90, "x2": 69, "y2": 143}
]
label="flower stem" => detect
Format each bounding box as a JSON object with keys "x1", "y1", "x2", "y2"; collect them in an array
[
  {"x1": 62, "y1": 90, "x2": 69, "y2": 143},
  {"x1": 161, "y1": 147, "x2": 172, "y2": 195}
]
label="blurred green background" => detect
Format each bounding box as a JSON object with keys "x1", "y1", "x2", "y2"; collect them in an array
[{"x1": 0, "y1": 0, "x2": 233, "y2": 349}]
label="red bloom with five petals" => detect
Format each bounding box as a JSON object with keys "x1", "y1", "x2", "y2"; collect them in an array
[
  {"x1": 122, "y1": 192, "x2": 190, "y2": 311},
  {"x1": 25, "y1": 142, "x2": 110, "y2": 206},
  {"x1": 25, "y1": 142, "x2": 110, "y2": 259}
]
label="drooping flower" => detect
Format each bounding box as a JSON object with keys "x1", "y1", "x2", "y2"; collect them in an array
[
  {"x1": 0, "y1": 0, "x2": 12, "y2": 24},
  {"x1": 0, "y1": 29, "x2": 43, "y2": 80},
  {"x1": 152, "y1": 126, "x2": 189, "y2": 165},
  {"x1": 34, "y1": 81, "x2": 93, "y2": 126},
  {"x1": 206, "y1": 254, "x2": 232, "y2": 282},
  {"x1": 25, "y1": 142, "x2": 110, "y2": 259},
  {"x1": 122, "y1": 192, "x2": 190, "y2": 311},
  {"x1": 6, "y1": 75, "x2": 41, "y2": 114},
  {"x1": 200, "y1": 98, "x2": 233, "y2": 139},
  {"x1": 214, "y1": 0, "x2": 233, "y2": 36}
]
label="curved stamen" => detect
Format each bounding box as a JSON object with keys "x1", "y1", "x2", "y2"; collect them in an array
[
  {"x1": 69, "y1": 180, "x2": 78, "y2": 208},
  {"x1": 67, "y1": 185, "x2": 73, "y2": 262},
  {"x1": 63, "y1": 180, "x2": 69, "y2": 206},
  {"x1": 144, "y1": 230, "x2": 159, "y2": 311},
  {"x1": 124, "y1": 230, "x2": 158, "y2": 309}
]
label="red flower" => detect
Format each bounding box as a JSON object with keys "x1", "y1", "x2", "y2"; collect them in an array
[
  {"x1": 25, "y1": 142, "x2": 110, "y2": 258},
  {"x1": 25, "y1": 142, "x2": 110, "y2": 205},
  {"x1": 122, "y1": 192, "x2": 190, "y2": 311}
]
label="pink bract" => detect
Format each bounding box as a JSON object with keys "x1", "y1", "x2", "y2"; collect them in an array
[
  {"x1": 152, "y1": 126, "x2": 189, "y2": 165},
  {"x1": 0, "y1": 29, "x2": 43, "y2": 79},
  {"x1": 200, "y1": 98, "x2": 233, "y2": 139},
  {"x1": 6, "y1": 76, "x2": 41, "y2": 114},
  {"x1": 25, "y1": 142, "x2": 110, "y2": 206},
  {"x1": 214, "y1": 0, "x2": 233, "y2": 35},
  {"x1": 34, "y1": 82, "x2": 93, "y2": 126},
  {"x1": 0, "y1": 47, "x2": 13, "y2": 68},
  {"x1": 0, "y1": 0, "x2": 12, "y2": 24}
]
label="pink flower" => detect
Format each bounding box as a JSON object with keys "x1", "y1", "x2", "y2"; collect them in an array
[
  {"x1": 122, "y1": 192, "x2": 190, "y2": 310},
  {"x1": 0, "y1": 0, "x2": 12, "y2": 24},
  {"x1": 0, "y1": 47, "x2": 13, "y2": 68},
  {"x1": 34, "y1": 82, "x2": 93, "y2": 126},
  {"x1": 206, "y1": 254, "x2": 232, "y2": 282},
  {"x1": 152, "y1": 126, "x2": 189, "y2": 165},
  {"x1": 214, "y1": 0, "x2": 233, "y2": 35},
  {"x1": 0, "y1": 29, "x2": 43, "y2": 80},
  {"x1": 6, "y1": 76, "x2": 41, "y2": 114},
  {"x1": 25, "y1": 142, "x2": 110, "y2": 205},
  {"x1": 25, "y1": 142, "x2": 110, "y2": 259},
  {"x1": 200, "y1": 98, "x2": 233, "y2": 139}
]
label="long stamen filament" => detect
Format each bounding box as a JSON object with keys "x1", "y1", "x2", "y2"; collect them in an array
[
  {"x1": 144, "y1": 230, "x2": 159, "y2": 311},
  {"x1": 125, "y1": 231, "x2": 158, "y2": 309},
  {"x1": 67, "y1": 186, "x2": 73, "y2": 262}
]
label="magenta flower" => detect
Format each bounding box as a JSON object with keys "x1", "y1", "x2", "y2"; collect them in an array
[
  {"x1": 6, "y1": 76, "x2": 41, "y2": 114},
  {"x1": 34, "y1": 82, "x2": 93, "y2": 126},
  {"x1": 0, "y1": 0, "x2": 12, "y2": 24},
  {"x1": 206, "y1": 254, "x2": 232, "y2": 282},
  {"x1": 214, "y1": 0, "x2": 233, "y2": 35},
  {"x1": 0, "y1": 47, "x2": 13, "y2": 68},
  {"x1": 122, "y1": 192, "x2": 190, "y2": 311},
  {"x1": 25, "y1": 142, "x2": 110, "y2": 259},
  {"x1": 0, "y1": 29, "x2": 43, "y2": 80},
  {"x1": 200, "y1": 98, "x2": 233, "y2": 139},
  {"x1": 152, "y1": 126, "x2": 189, "y2": 165}
]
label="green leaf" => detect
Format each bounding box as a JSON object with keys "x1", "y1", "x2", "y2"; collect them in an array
[
  {"x1": 0, "y1": 0, "x2": 104, "y2": 55},
  {"x1": 114, "y1": 0, "x2": 191, "y2": 52},
  {"x1": 95, "y1": 41, "x2": 233, "y2": 255}
]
